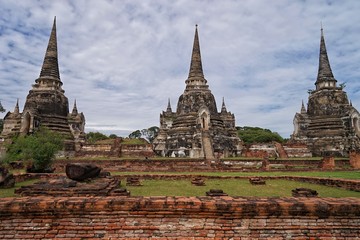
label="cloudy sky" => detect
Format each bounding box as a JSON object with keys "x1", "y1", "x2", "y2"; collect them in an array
[{"x1": 1, "y1": 0, "x2": 360, "y2": 138}]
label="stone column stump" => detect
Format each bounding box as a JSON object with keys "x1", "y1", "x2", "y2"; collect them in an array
[
  {"x1": 350, "y1": 151, "x2": 360, "y2": 169},
  {"x1": 319, "y1": 156, "x2": 335, "y2": 170}
]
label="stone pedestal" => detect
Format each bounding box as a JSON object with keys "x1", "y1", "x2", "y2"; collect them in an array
[
  {"x1": 126, "y1": 177, "x2": 142, "y2": 186},
  {"x1": 249, "y1": 177, "x2": 266, "y2": 185},
  {"x1": 191, "y1": 177, "x2": 206, "y2": 186},
  {"x1": 206, "y1": 189, "x2": 228, "y2": 196},
  {"x1": 292, "y1": 188, "x2": 318, "y2": 197}
]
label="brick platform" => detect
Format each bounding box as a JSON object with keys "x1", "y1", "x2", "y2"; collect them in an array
[{"x1": 0, "y1": 196, "x2": 359, "y2": 239}]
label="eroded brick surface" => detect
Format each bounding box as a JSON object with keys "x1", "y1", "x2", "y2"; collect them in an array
[{"x1": 0, "y1": 196, "x2": 359, "y2": 239}]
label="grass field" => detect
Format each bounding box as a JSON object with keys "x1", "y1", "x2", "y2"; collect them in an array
[
  {"x1": 1, "y1": 171, "x2": 359, "y2": 198},
  {"x1": 125, "y1": 179, "x2": 360, "y2": 198},
  {"x1": 0, "y1": 179, "x2": 38, "y2": 198},
  {"x1": 115, "y1": 171, "x2": 360, "y2": 179}
]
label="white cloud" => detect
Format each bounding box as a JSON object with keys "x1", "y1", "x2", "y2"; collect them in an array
[{"x1": 1, "y1": 0, "x2": 360, "y2": 138}]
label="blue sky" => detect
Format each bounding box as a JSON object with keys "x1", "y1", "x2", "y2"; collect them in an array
[{"x1": 1, "y1": 0, "x2": 360, "y2": 138}]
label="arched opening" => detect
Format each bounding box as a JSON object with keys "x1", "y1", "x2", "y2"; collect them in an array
[{"x1": 201, "y1": 112, "x2": 209, "y2": 130}]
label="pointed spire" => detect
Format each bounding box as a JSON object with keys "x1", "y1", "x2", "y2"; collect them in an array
[
  {"x1": 14, "y1": 99, "x2": 19, "y2": 114},
  {"x1": 316, "y1": 26, "x2": 336, "y2": 87},
  {"x1": 221, "y1": 97, "x2": 228, "y2": 113},
  {"x1": 185, "y1": 25, "x2": 207, "y2": 88},
  {"x1": 301, "y1": 100, "x2": 307, "y2": 114},
  {"x1": 166, "y1": 98, "x2": 172, "y2": 112},
  {"x1": 71, "y1": 99, "x2": 78, "y2": 115},
  {"x1": 39, "y1": 17, "x2": 61, "y2": 81}
]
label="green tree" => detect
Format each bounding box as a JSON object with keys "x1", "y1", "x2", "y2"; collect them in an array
[
  {"x1": 236, "y1": 126, "x2": 284, "y2": 144},
  {"x1": 129, "y1": 130, "x2": 141, "y2": 139},
  {"x1": 109, "y1": 134, "x2": 118, "y2": 139},
  {"x1": 86, "y1": 131, "x2": 109, "y2": 143},
  {"x1": 4, "y1": 127, "x2": 63, "y2": 172},
  {"x1": 0, "y1": 101, "x2": 4, "y2": 113},
  {"x1": 141, "y1": 126, "x2": 159, "y2": 143},
  {"x1": 129, "y1": 126, "x2": 159, "y2": 143},
  {"x1": 0, "y1": 101, "x2": 5, "y2": 132}
]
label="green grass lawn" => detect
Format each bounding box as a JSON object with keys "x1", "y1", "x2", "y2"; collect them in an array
[
  {"x1": 0, "y1": 179, "x2": 39, "y2": 198},
  {"x1": 115, "y1": 171, "x2": 360, "y2": 179},
  {"x1": 1, "y1": 171, "x2": 358, "y2": 198},
  {"x1": 125, "y1": 179, "x2": 360, "y2": 198}
]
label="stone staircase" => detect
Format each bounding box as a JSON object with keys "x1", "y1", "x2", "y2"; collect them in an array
[{"x1": 202, "y1": 130, "x2": 215, "y2": 160}]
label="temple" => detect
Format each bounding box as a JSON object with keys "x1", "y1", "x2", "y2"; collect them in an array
[
  {"x1": 0, "y1": 18, "x2": 85, "y2": 153},
  {"x1": 153, "y1": 26, "x2": 243, "y2": 158},
  {"x1": 291, "y1": 27, "x2": 360, "y2": 156}
]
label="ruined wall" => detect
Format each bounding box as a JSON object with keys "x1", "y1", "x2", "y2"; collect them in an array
[
  {"x1": 75, "y1": 143, "x2": 154, "y2": 158},
  {"x1": 0, "y1": 196, "x2": 359, "y2": 239},
  {"x1": 53, "y1": 158, "x2": 350, "y2": 173},
  {"x1": 54, "y1": 158, "x2": 213, "y2": 172},
  {"x1": 283, "y1": 143, "x2": 313, "y2": 157},
  {"x1": 121, "y1": 144, "x2": 155, "y2": 158}
]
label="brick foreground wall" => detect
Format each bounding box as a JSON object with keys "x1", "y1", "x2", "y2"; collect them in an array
[{"x1": 0, "y1": 196, "x2": 359, "y2": 239}]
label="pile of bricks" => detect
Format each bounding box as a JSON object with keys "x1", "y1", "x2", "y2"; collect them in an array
[
  {"x1": 292, "y1": 187, "x2": 318, "y2": 197},
  {"x1": 15, "y1": 176, "x2": 128, "y2": 197},
  {"x1": 206, "y1": 189, "x2": 228, "y2": 196},
  {"x1": 249, "y1": 177, "x2": 266, "y2": 185},
  {"x1": 126, "y1": 177, "x2": 142, "y2": 186},
  {"x1": 191, "y1": 177, "x2": 205, "y2": 186}
]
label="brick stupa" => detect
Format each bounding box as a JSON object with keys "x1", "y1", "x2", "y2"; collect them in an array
[
  {"x1": 291, "y1": 27, "x2": 360, "y2": 156},
  {"x1": 153, "y1": 26, "x2": 243, "y2": 158},
  {"x1": 0, "y1": 18, "x2": 85, "y2": 153}
]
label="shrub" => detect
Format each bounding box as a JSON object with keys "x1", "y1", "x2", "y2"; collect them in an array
[{"x1": 3, "y1": 127, "x2": 63, "y2": 172}]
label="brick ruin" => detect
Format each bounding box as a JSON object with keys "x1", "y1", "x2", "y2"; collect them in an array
[
  {"x1": 74, "y1": 138, "x2": 155, "y2": 158},
  {"x1": 153, "y1": 26, "x2": 243, "y2": 159},
  {"x1": 53, "y1": 157, "x2": 352, "y2": 173},
  {"x1": 0, "y1": 196, "x2": 359, "y2": 239},
  {"x1": 0, "y1": 18, "x2": 85, "y2": 154},
  {"x1": 291, "y1": 27, "x2": 360, "y2": 157}
]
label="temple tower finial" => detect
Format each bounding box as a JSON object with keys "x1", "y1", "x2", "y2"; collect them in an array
[
  {"x1": 185, "y1": 25, "x2": 207, "y2": 89},
  {"x1": 315, "y1": 25, "x2": 337, "y2": 90},
  {"x1": 39, "y1": 16, "x2": 61, "y2": 81}
]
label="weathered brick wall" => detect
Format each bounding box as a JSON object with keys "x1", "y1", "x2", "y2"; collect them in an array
[
  {"x1": 0, "y1": 196, "x2": 359, "y2": 239},
  {"x1": 54, "y1": 158, "x2": 213, "y2": 173},
  {"x1": 121, "y1": 144, "x2": 155, "y2": 158},
  {"x1": 75, "y1": 141, "x2": 154, "y2": 158},
  {"x1": 53, "y1": 158, "x2": 350, "y2": 173}
]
